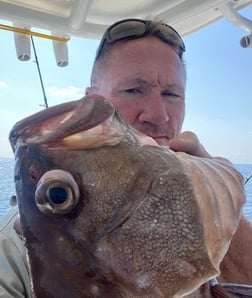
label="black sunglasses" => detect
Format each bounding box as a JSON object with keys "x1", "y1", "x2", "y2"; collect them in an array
[{"x1": 95, "y1": 18, "x2": 186, "y2": 61}]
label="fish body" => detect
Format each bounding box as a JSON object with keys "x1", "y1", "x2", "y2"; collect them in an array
[{"x1": 9, "y1": 95, "x2": 245, "y2": 297}]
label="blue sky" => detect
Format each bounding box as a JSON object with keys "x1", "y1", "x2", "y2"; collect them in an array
[{"x1": 1, "y1": 6, "x2": 252, "y2": 163}]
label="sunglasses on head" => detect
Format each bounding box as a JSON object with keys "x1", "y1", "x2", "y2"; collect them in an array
[{"x1": 95, "y1": 18, "x2": 186, "y2": 61}]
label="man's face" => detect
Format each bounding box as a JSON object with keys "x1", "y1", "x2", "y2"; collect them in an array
[{"x1": 87, "y1": 37, "x2": 186, "y2": 146}]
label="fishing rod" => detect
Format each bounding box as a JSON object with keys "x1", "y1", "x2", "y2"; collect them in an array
[
  {"x1": 30, "y1": 35, "x2": 49, "y2": 108},
  {"x1": 244, "y1": 173, "x2": 252, "y2": 185}
]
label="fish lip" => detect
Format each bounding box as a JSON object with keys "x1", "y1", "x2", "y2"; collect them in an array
[
  {"x1": 9, "y1": 129, "x2": 18, "y2": 152},
  {"x1": 9, "y1": 98, "x2": 82, "y2": 149},
  {"x1": 9, "y1": 95, "x2": 124, "y2": 151},
  {"x1": 56, "y1": 112, "x2": 133, "y2": 149}
]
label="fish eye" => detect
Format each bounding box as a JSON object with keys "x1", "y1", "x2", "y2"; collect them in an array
[
  {"x1": 48, "y1": 185, "x2": 69, "y2": 204},
  {"x1": 35, "y1": 169, "x2": 80, "y2": 217}
]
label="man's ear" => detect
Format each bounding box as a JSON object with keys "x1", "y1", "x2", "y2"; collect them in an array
[{"x1": 85, "y1": 87, "x2": 94, "y2": 95}]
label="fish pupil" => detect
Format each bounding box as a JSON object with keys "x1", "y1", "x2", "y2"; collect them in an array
[{"x1": 49, "y1": 187, "x2": 68, "y2": 204}]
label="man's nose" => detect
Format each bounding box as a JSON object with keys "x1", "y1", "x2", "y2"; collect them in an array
[{"x1": 138, "y1": 93, "x2": 169, "y2": 125}]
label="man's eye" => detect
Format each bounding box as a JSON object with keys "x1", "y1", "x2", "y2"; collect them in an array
[
  {"x1": 125, "y1": 88, "x2": 141, "y2": 94},
  {"x1": 162, "y1": 90, "x2": 177, "y2": 97}
]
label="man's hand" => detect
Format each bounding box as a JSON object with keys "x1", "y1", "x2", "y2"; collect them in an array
[{"x1": 168, "y1": 131, "x2": 212, "y2": 158}]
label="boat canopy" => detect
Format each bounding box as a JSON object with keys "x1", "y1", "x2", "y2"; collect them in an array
[{"x1": 0, "y1": 0, "x2": 252, "y2": 66}]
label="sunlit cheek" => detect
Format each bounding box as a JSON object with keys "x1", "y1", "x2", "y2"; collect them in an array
[
  {"x1": 168, "y1": 104, "x2": 185, "y2": 134},
  {"x1": 110, "y1": 98, "x2": 139, "y2": 125},
  {"x1": 175, "y1": 112, "x2": 185, "y2": 134}
]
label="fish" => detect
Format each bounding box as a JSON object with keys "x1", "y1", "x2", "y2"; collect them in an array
[{"x1": 9, "y1": 94, "x2": 246, "y2": 297}]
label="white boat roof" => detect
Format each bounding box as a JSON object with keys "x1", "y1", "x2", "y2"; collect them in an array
[{"x1": 0, "y1": 0, "x2": 252, "y2": 39}]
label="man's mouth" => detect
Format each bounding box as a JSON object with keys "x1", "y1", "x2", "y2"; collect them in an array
[{"x1": 151, "y1": 136, "x2": 170, "y2": 146}]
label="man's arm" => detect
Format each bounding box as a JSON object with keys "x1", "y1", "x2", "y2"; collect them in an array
[{"x1": 169, "y1": 131, "x2": 252, "y2": 284}]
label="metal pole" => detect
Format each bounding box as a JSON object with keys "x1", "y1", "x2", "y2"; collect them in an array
[{"x1": 30, "y1": 35, "x2": 49, "y2": 108}]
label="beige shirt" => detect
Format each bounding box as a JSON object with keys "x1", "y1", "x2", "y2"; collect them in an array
[{"x1": 0, "y1": 208, "x2": 32, "y2": 298}]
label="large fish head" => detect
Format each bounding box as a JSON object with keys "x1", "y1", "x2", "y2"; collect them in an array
[{"x1": 9, "y1": 94, "x2": 245, "y2": 298}]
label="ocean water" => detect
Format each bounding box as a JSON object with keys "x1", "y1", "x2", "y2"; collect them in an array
[{"x1": 0, "y1": 158, "x2": 252, "y2": 222}]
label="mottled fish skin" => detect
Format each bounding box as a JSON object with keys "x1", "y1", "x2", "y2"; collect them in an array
[{"x1": 10, "y1": 95, "x2": 246, "y2": 298}]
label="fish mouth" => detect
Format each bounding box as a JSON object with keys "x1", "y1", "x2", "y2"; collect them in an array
[
  {"x1": 9, "y1": 95, "x2": 135, "y2": 151},
  {"x1": 45, "y1": 113, "x2": 129, "y2": 150}
]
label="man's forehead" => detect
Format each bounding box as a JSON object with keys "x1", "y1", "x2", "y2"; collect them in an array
[
  {"x1": 113, "y1": 75, "x2": 177, "y2": 85},
  {"x1": 97, "y1": 37, "x2": 186, "y2": 89},
  {"x1": 107, "y1": 37, "x2": 185, "y2": 72}
]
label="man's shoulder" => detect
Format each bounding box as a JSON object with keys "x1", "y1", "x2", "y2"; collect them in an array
[
  {"x1": 0, "y1": 209, "x2": 32, "y2": 297},
  {"x1": 0, "y1": 207, "x2": 27, "y2": 272},
  {"x1": 0, "y1": 207, "x2": 19, "y2": 233},
  {"x1": 0, "y1": 207, "x2": 23, "y2": 254}
]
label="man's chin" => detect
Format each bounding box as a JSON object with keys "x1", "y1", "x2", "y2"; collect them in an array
[{"x1": 153, "y1": 137, "x2": 170, "y2": 147}]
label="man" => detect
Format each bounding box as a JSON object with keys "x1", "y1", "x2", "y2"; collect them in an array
[
  {"x1": 0, "y1": 18, "x2": 251, "y2": 297},
  {"x1": 85, "y1": 18, "x2": 252, "y2": 284}
]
